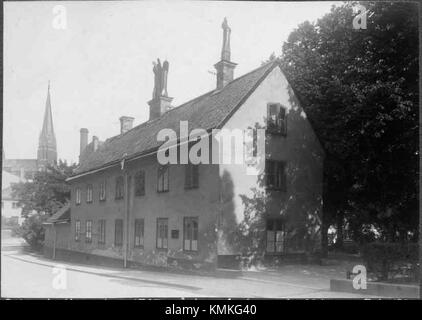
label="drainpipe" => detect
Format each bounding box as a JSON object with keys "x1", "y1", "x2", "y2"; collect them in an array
[
  {"x1": 121, "y1": 153, "x2": 130, "y2": 268},
  {"x1": 52, "y1": 223, "x2": 57, "y2": 260}
]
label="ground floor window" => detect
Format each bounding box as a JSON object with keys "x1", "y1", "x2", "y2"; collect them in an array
[
  {"x1": 156, "y1": 218, "x2": 168, "y2": 249},
  {"x1": 85, "y1": 220, "x2": 92, "y2": 243},
  {"x1": 115, "y1": 219, "x2": 123, "y2": 247},
  {"x1": 266, "y1": 218, "x2": 285, "y2": 253},
  {"x1": 75, "y1": 220, "x2": 81, "y2": 241},
  {"x1": 134, "y1": 219, "x2": 144, "y2": 248},
  {"x1": 183, "y1": 217, "x2": 198, "y2": 251},
  {"x1": 98, "y1": 219, "x2": 106, "y2": 245}
]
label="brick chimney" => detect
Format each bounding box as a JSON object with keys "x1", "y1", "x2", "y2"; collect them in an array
[
  {"x1": 80, "y1": 128, "x2": 88, "y2": 158},
  {"x1": 214, "y1": 18, "x2": 237, "y2": 89},
  {"x1": 119, "y1": 116, "x2": 134, "y2": 134},
  {"x1": 148, "y1": 59, "x2": 173, "y2": 120}
]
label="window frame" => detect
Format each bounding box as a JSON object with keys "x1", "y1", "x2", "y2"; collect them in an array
[
  {"x1": 98, "y1": 219, "x2": 106, "y2": 245},
  {"x1": 134, "y1": 170, "x2": 146, "y2": 197},
  {"x1": 99, "y1": 179, "x2": 107, "y2": 202},
  {"x1": 185, "y1": 163, "x2": 199, "y2": 190},
  {"x1": 157, "y1": 165, "x2": 169, "y2": 193},
  {"x1": 114, "y1": 219, "x2": 123, "y2": 247},
  {"x1": 85, "y1": 220, "x2": 93, "y2": 243},
  {"x1": 86, "y1": 184, "x2": 93, "y2": 203},
  {"x1": 266, "y1": 218, "x2": 285, "y2": 254},
  {"x1": 156, "y1": 218, "x2": 168, "y2": 249},
  {"x1": 265, "y1": 160, "x2": 287, "y2": 191},
  {"x1": 267, "y1": 103, "x2": 287, "y2": 136},
  {"x1": 183, "y1": 217, "x2": 199, "y2": 252},
  {"x1": 75, "y1": 220, "x2": 81, "y2": 242},
  {"x1": 75, "y1": 188, "x2": 81, "y2": 205},
  {"x1": 115, "y1": 176, "x2": 124, "y2": 200},
  {"x1": 134, "y1": 218, "x2": 145, "y2": 248}
]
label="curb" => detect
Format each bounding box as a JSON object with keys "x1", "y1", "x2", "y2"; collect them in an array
[{"x1": 330, "y1": 278, "x2": 419, "y2": 298}]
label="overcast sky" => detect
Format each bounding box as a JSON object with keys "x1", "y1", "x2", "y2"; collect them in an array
[{"x1": 4, "y1": 1, "x2": 339, "y2": 164}]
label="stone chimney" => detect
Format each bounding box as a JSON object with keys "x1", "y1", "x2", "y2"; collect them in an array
[
  {"x1": 92, "y1": 136, "x2": 99, "y2": 151},
  {"x1": 119, "y1": 116, "x2": 134, "y2": 134},
  {"x1": 214, "y1": 18, "x2": 237, "y2": 89},
  {"x1": 80, "y1": 128, "x2": 88, "y2": 159},
  {"x1": 148, "y1": 59, "x2": 173, "y2": 120}
]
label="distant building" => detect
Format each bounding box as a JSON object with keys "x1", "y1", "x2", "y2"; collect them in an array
[
  {"x1": 2, "y1": 83, "x2": 58, "y2": 180},
  {"x1": 1, "y1": 170, "x2": 25, "y2": 226},
  {"x1": 44, "y1": 19, "x2": 324, "y2": 270}
]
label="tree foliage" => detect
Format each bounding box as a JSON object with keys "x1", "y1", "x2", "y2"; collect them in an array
[
  {"x1": 280, "y1": 2, "x2": 418, "y2": 243},
  {"x1": 11, "y1": 160, "x2": 77, "y2": 217}
]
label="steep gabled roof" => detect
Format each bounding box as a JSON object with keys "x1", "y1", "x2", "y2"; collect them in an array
[{"x1": 72, "y1": 60, "x2": 280, "y2": 178}]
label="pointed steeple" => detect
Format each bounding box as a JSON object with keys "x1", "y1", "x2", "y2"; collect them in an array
[{"x1": 37, "y1": 81, "x2": 57, "y2": 169}]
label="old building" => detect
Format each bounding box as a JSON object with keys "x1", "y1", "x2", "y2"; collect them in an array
[
  {"x1": 44, "y1": 18, "x2": 324, "y2": 270},
  {"x1": 3, "y1": 83, "x2": 58, "y2": 179}
]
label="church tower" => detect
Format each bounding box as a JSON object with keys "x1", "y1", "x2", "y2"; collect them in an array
[{"x1": 37, "y1": 82, "x2": 57, "y2": 169}]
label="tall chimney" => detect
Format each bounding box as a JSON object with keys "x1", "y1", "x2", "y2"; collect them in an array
[
  {"x1": 80, "y1": 128, "x2": 88, "y2": 158},
  {"x1": 148, "y1": 59, "x2": 173, "y2": 120},
  {"x1": 119, "y1": 116, "x2": 134, "y2": 134},
  {"x1": 214, "y1": 18, "x2": 237, "y2": 89}
]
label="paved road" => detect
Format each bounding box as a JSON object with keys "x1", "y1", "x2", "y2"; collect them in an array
[{"x1": 1, "y1": 237, "x2": 378, "y2": 298}]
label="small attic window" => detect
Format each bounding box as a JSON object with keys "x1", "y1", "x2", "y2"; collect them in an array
[{"x1": 267, "y1": 103, "x2": 287, "y2": 136}]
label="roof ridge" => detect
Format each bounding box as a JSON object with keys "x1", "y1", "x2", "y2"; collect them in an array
[{"x1": 100, "y1": 61, "x2": 278, "y2": 144}]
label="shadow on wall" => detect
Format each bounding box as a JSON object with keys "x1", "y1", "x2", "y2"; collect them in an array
[{"x1": 217, "y1": 84, "x2": 324, "y2": 268}]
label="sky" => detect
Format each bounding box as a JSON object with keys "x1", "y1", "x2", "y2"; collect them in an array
[{"x1": 3, "y1": 1, "x2": 339, "y2": 164}]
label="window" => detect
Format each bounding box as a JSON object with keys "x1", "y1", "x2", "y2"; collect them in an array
[
  {"x1": 266, "y1": 219, "x2": 285, "y2": 253},
  {"x1": 114, "y1": 219, "x2": 123, "y2": 247},
  {"x1": 185, "y1": 164, "x2": 199, "y2": 189},
  {"x1": 99, "y1": 179, "x2": 106, "y2": 201},
  {"x1": 98, "y1": 219, "x2": 106, "y2": 245},
  {"x1": 134, "y1": 170, "x2": 145, "y2": 197},
  {"x1": 183, "y1": 217, "x2": 198, "y2": 251},
  {"x1": 75, "y1": 188, "x2": 81, "y2": 205},
  {"x1": 85, "y1": 220, "x2": 92, "y2": 243},
  {"x1": 115, "y1": 176, "x2": 124, "y2": 200},
  {"x1": 266, "y1": 160, "x2": 287, "y2": 191},
  {"x1": 267, "y1": 103, "x2": 287, "y2": 135},
  {"x1": 75, "y1": 220, "x2": 81, "y2": 241},
  {"x1": 86, "y1": 184, "x2": 93, "y2": 203},
  {"x1": 157, "y1": 165, "x2": 169, "y2": 193},
  {"x1": 12, "y1": 202, "x2": 18, "y2": 209},
  {"x1": 156, "y1": 218, "x2": 168, "y2": 249},
  {"x1": 134, "y1": 219, "x2": 144, "y2": 248}
]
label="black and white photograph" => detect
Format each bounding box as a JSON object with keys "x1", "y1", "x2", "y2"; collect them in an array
[{"x1": 1, "y1": 0, "x2": 420, "y2": 303}]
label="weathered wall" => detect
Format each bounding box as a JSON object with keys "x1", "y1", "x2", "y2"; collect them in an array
[
  {"x1": 69, "y1": 153, "x2": 220, "y2": 269},
  {"x1": 44, "y1": 223, "x2": 71, "y2": 258},
  {"x1": 218, "y1": 66, "x2": 324, "y2": 255}
]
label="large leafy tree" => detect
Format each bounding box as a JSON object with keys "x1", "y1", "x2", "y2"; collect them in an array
[
  {"x1": 12, "y1": 160, "x2": 77, "y2": 217},
  {"x1": 280, "y1": 1, "x2": 418, "y2": 252}
]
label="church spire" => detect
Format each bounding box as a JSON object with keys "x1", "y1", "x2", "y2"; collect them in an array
[{"x1": 37, "y1": 81, "x2": 57, "y2": 169}]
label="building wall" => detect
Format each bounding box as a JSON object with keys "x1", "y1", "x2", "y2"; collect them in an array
[
  {"x1": 44, "y1": 223, "x2": 71, "y2": 250},
  {"x1": 69, "y1": 154, "x2": 220, "y2": 269},
  {"x1": 218, "y1": 66, "x2": 324, "y2": 255}
]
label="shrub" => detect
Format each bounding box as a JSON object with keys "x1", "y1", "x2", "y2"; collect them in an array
[
  {"x1": 18, "y1": 213, "x2": 48, "y2": 251},
  {"x1": 361, "y1": 242, "x2": 419, "y2": 281}
]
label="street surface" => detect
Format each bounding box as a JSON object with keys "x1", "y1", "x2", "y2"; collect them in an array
[{"x1": 1, "y1": 231, "x2": 379, "y2": 298}]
